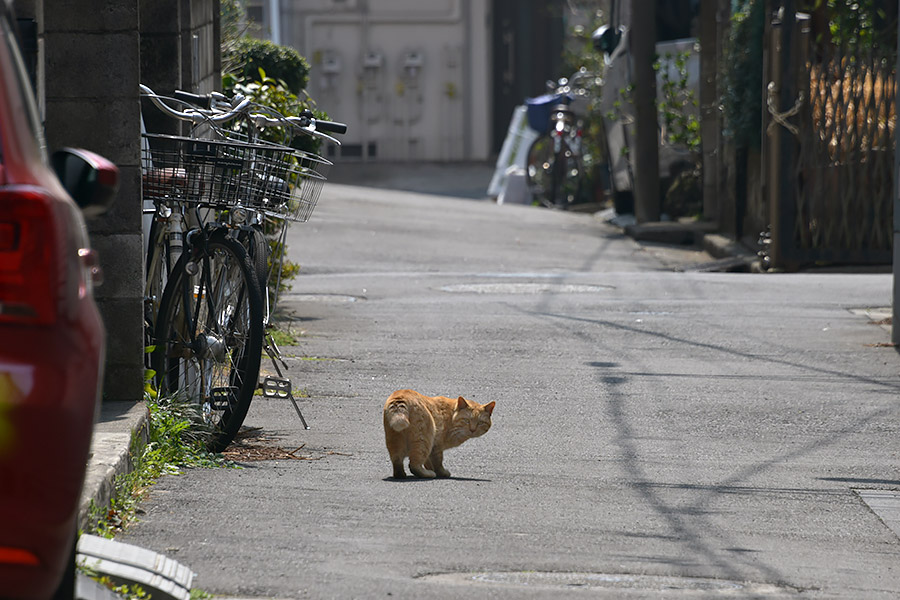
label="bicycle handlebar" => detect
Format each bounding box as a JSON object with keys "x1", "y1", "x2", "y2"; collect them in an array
[
  {"x1": 141, "y1": 84, "x2": 347, "y2": 144},
  {"x1": 173, "y1": 90, "x2": 211, "y2": 110},
  {"x1": 139, "y1": 84, "x2": 250, "y2": 125},
  {"x1": 285, "y1": 115, "x2": 348, "y2": 135}
]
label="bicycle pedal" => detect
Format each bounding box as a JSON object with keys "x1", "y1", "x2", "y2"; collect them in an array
[
  {"x1": 261, "y1": 376, "x2": 292, "y2": 399},
  {"x1": 209, "y1": 386, "x2": 237, "y2": 410}
]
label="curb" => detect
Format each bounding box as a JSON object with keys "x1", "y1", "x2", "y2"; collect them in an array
[
  {"x1": 79, "y1": 401, "x2": 149, "y2": 531},
  {"x1": 623, "y1": 220, "x2": 716, "y2": 246},
  {"x1": 77, "y1": 534, "x2": 195, "y2": 600},
  {"x1": 700, "y1": 232, "x2": 757, "y2": 262},
  {"x1": 610, "y1": 215, "x2": 759, "y2": 270}
]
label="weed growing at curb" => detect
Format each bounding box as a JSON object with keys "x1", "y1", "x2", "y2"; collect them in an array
[
  {"x1": 269, "y1": 323, "x2": 301, "y2": 346},
  {"x1": 81, "y1": 394, "x2": 235, "y2": 596},
  {"x1": 80, "y1": 571, "x2": 150, "y2": 600},
  {"x1": 87, "y1": 394, "x2": 239, "y2": 538}
]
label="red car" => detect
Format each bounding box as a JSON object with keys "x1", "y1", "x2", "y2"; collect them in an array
[{"x1": 0, "y1": 2, "x2": 118, "y2": 598}]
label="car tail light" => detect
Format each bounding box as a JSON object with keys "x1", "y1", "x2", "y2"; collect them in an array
[
  {"x1": 0, "y1": 188, "x2": 61, "y2": 325},
  {"x1": 0, "y1": 546, "x2": 40, "y2": 566}
]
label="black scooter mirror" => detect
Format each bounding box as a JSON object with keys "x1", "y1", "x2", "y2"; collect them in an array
[{"x1": 592, "y1": 25, "x2": 621, "y2": 55}]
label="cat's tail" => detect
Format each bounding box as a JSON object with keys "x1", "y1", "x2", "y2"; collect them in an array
[{"x1": 385, "y1": 401, "x2": 410, "y2": 432}]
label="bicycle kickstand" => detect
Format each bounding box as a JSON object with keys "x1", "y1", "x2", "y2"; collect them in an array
[{"x1": 260, "y1": 334, "x2": 309, "y2": 429}]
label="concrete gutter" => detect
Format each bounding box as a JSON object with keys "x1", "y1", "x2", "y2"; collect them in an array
[{"x1": 79, "y1": 401, "x2": 149, "y2": 531}]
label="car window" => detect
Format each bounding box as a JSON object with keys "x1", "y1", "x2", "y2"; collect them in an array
[{"x1": 0, "y1": 14, "x2": 47, "y2": 164}]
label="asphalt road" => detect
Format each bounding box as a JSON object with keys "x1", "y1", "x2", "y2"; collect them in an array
[{"x1": 119, "y1": 184, "x2": 900, "y2": 599}]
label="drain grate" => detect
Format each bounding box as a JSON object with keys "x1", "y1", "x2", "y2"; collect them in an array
[{"x1": 420, "y1": 572, "x2": 800, "y2": 596}]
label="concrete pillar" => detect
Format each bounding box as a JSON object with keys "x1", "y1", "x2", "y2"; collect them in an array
[
  {"x1": 631, "y1": 0, "x2": 660, "y2": 223},
  {"x1": 41, "y1": 0, "x2": 144, "y2": 402},
  {"x1": 181, "y1": 0, "x2": 221, "y2": 93},
  {"x1": 892, "y1": 11, "x2": 900, "y2": 345},
  {"x1": 10, "y1": 1, "x2": 38, "y2": 94},
  {"x1": 11, "y1": 0, "x2": 35, "y2": 16},
  {"x1": 699, "y1": 0, "x2": 719, "y2": 224},
  {"x1": 17, "y1": 0, "x2": 221, "y2": 404},
  {"x1": 141, "y1": 0, "x2": 221, "y2": 131},
  {"x1": 141, "y1": 0, "x2": 183, "y2": 136}
]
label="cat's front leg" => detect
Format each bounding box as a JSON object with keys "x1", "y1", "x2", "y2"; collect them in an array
[
  {"x1": 429, "y1": 450, "x2": 451, "y2": 478},
  {"x1": 391, "y1": 458, "x2": 407, "y2": 479}
]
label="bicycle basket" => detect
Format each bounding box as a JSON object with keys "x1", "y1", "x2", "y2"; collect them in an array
[
  {"x1": 141, "y1": 133, "x2": 297, "y2": 209},
  {"x1": 525, "y1": 93, "x2": 573, "y2": 134},
  {"x1": 244, "y1": 148, "x2": 332, "y2": 223}
]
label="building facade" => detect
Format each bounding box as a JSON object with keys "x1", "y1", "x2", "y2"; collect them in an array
[{"x1": 245, "y1": 0, "x2": 566, "y2": 161}]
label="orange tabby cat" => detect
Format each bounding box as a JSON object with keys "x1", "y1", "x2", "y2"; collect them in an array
[{"x1": 383, "y1": 389, "x2": 495, "y2": 479}]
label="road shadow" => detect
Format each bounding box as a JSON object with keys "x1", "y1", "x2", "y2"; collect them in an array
[{"x1": 383, "y1": 475, "x2": 492, "y2": 483}]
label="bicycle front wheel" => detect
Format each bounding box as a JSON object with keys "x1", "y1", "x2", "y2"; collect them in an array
[
  {"x1": 239, "y1": 224, "x2": 270, "y2": 318},
  {"x1": 153, "y1": 231, "x2": 264, "y2": 452}
]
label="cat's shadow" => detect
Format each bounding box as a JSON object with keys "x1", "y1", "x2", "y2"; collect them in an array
[{"x1": 384, "y1": 475, "x2": 492, "y2": 483}]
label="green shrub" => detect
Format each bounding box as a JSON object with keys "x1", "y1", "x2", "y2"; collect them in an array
[
  {"x1": 823, "y1": 0, "x2": 896, "y2": 51},
  {"x1": 226, "y1": 37, "x2": 310, "y2": 95},
  {"x1": 225, "y1": 69, "x2": 325, "y2": 153},
  {"x1": 220, "y1": 1, "x2": 326, "y2": 302},
  {"x1": 221, "y1": 70, "x2": 322, "y2": 300},
  {"x1": 656, "y1": 50, "x2": 700, "y2": 154}
]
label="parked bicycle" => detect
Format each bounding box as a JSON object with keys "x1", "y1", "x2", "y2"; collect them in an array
[
  {"x1": 140, "y1": 85, "x2": 346, "y2": 451},
  {"x1": 524, "y1": 69, "x2": 596, "y2": 209}
]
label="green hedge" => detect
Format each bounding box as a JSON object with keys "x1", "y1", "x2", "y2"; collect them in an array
[{"x1": 227, "y1": 37, "x2": 310, "y2": 95}]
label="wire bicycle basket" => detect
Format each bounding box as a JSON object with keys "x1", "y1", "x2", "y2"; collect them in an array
[
  {"x1": 141, "y1": 133, "x2": 332, "y2": 222},
  {"x1": 249, "y1": 147, "x2": 332, "y2": 223}
]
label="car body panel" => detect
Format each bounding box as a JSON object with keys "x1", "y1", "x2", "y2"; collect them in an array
[{"x1": 0, "y1": 322, "x2": 102, "y2": 597}]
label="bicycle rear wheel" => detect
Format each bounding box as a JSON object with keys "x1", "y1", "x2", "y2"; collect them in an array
[
  {"x1": 144, "y1": 217, "x2": 182, "y2": 358},
  {"x1": 153, "y1": 231, "x2": 264, "y2": 452},
  {"x1": 550, "y1": 142, "x2": 583, "y2": 209},
  {"x1": 525, "y1": 134, "x2": 555, "y2": 206}
]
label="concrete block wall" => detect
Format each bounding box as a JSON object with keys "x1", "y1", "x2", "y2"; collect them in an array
[
  {"x1": 12, "y1": 0, "x2": 223, "y2": 403},
  {"x1": 39, "y1": 0, "x2": 145, "y2": 403},
  {"x1": 141, "y1": 0, "x2": 183, "y2": 136}
]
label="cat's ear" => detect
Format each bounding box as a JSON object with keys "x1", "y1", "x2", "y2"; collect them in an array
[
  {"x1": 483, "y1": 401, "x2": 495, "y2": 415},
  {"x1": 456, "y1": 396, "x2": 468, "y2": 410}
]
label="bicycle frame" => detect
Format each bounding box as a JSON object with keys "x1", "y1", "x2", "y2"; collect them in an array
[
  {"x1": 140, "y1": 84, "x2": 346, "y2": 435},
  {"x1": 524, "y1": 69, "x2": 598, "y2": 209}
]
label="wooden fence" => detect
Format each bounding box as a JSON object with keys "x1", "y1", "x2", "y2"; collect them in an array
[{"x1": 763, "y1": 11, "x2": 896, "y2": 269}]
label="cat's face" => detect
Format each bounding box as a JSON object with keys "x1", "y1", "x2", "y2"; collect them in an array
[{"x1": 455, "y1": 397, "x2": 495, "y2": 438}]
